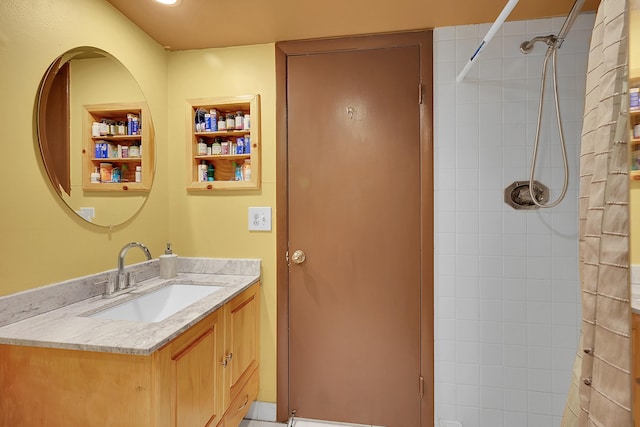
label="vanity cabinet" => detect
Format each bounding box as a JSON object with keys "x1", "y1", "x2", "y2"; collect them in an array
[
  {"x1": 0, "y1": 282, "x2": 260, "y2": 427},
  {"x1": 83, "y1": 102, "x2": 154, "y2": 191},
  {"x1": 186, "y1": 95, "x2": 260, "y2": 191}
]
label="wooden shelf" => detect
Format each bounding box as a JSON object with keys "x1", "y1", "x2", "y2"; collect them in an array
[
  {"x1": 195, "y1": 130, "x2": 250, "y2": 138},
  {"x1": 92, "y1": 135, "x2": 142, "y2": 141},
  {"x1": 83, "y1": 102, "x2": 154, "y2": 192},
  {"x1": 82, "y1": 182, "x2": 149, "y2": 192},
  {"x1": 194, "y1": 154, "x2": 250, "y2": 161},
  {"x1": 90, "y1": 157, "x2": 142, "y2": 162},
  {"x1": 186, "y1": 95, "x2": 260, "y2": 191}
]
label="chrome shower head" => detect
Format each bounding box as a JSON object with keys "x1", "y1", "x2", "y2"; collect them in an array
[{"x1": 520, "y1": 41, "x2": 535, "y2": 54}]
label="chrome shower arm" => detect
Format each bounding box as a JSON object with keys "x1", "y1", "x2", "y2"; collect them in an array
[
  {"x1": 520, "y1": 0, "x2": 585, "y2": 54},
  {"x1": 520, "y1": 35, "x2": 557, "y2": 54},
  {"x1": 556, "y1": 0, "x2": 586, "y2": 47}
]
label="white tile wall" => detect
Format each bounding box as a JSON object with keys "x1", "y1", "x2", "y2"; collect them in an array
[{"x1": 434, "y1": 13, "x2": 594, "y2": 427}]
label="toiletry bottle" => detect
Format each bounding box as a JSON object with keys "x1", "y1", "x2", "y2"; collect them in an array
[
  {"x1": 199, "y1": 161, "x2": 208, "y2": 182},
  {"x1": 226, "y1": 113, "x2": 235, "y2": 130},
  {"x1": 91, "y1": 167, "x2": 101, "y2": 183},
  {"x1": 212, "y1": 138, "x2": 222, "y2": 155},
  {"x1": 159, "y1": 243, "x2": 177, "y2": 279},
  {"x1": 197, "y1": 138, "x2": 207, "y2": 155},
  {"x1": 242, "y1": 159, "x2": 251, "y2": 181},
  {"x1": 210, "y1": 109, "x2": 218, "y2": 131},
  {"x1": 112, "y1": 167, "x2": 121, "y2": 183},
  {"x1": 235, "y1": 111, "x2": 244, "y2": 130}
]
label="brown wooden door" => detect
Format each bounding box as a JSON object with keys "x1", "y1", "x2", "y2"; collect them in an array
[{"x1": 286, "y1": 37, "x2": 427, "y2": 427}]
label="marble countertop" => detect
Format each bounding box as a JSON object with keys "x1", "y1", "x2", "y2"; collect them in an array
[{"x1": 0, "y1": 258, "x2": 260, "y2": 355}]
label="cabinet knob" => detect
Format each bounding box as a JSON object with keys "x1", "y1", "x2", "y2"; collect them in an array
[
  {"x1": 220, "y1": 352, "x2": 233, "y2": 367},
  {"x1": 122, "y1": 185, "x2": 129, "y2": 191}
]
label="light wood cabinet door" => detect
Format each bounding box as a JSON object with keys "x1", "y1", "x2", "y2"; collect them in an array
[
  {"x1": 224, "y1": 283, "x2": 260, "y2": 405},
  {"x1": 161, "y1": 309, "x2": 225, "y2": 427}
]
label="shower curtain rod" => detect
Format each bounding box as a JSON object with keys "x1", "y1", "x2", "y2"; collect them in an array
[
  {"x1": 456, "y1": 0, "x2": 586, "y2": 83},
  {"x1": 456, "y1": 0, "x2": 520, "y2": 82}
]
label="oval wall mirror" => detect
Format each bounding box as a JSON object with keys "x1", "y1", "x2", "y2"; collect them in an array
[{"x1": 36, "y1": 46, "x2": 155, "y2": 227}]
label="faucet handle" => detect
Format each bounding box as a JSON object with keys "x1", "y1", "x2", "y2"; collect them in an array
[
  {"x1": 103, "y1": 279, "x2": 116, "y2": 297},
  {"x1": 117, "y1": 273, "x2": 128, "y2": 291},
  {"x1": 127, "y1": 272, "x2": 136, "y2": 288}
]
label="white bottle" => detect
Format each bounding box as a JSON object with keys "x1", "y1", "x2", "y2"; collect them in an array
[
  {"x1": 91, "y1": 122, "x2": 101, "y2": 137},
  {"x1": 90, "y1": 167, "x2": 101, "y2": 183},
  {"x1": 135, "y1": 166, "x2": 142, "y2": 183},
  {"x1": 159, "y1": 243, "x2": 177, "y2": 279}
]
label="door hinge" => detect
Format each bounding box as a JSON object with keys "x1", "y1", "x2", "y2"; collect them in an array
[
  {"x1": 419, "y1": 376, "x2": 424, "y2": 399},
  {"x1": 419, "y1": 84, "x2": 424, "y2": 105}
]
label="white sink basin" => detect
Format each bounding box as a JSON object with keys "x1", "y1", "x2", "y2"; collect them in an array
[{"x1": 90, "y1": 284, "x2": 224, "y2": 323}]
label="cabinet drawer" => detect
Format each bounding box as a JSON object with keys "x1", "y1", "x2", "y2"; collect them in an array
[{"x1": 223, "y1": 367, "x2": 259, "y2": 427}]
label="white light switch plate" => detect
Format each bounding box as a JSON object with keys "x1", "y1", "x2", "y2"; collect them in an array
[{"x1": 248, "y1": 207, "x2": 272, "y2": 231}]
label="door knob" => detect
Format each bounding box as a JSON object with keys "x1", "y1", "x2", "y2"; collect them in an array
[{"x1": 291, "y1": 250, "x2": 306, "y2": 264}]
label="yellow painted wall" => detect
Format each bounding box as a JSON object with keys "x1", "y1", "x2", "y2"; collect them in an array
[
  {"x1": 0, "y1": 0, "x2": 170, "y2": 294},
  {"x1": 166, "y1": 45, "x2": 277, "y2": 402}
]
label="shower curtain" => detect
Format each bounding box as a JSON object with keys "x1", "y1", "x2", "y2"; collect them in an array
[{"x1": 562, "y1": 0, "x2": 632, "y2": 425}]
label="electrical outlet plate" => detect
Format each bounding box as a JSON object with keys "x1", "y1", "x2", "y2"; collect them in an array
[{"x1": 248, "y1": 207, "x2": 272, "y2": 231}]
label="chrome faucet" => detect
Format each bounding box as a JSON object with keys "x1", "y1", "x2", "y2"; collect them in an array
[{"x1": 115, "y1": 242, "x2": 152, "y2": 292}]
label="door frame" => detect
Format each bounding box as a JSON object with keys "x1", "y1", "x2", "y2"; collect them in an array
[{"x1": 275, "y1": 30, "x2": 434, "y2": 425}]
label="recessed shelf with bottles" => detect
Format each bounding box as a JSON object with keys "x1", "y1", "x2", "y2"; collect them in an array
[
  {"x1": 187, "y1": 95, "x2": 260, "y2": 191},
  {"x1": 630, "y1": 81, "x2": 640, "y2": 181},
  {"x1": 83, "y1": 102, "x2": 154, "y2": 192},
  {"x1": 630, "y1": 110, "x2": 640, "y2": 181}
]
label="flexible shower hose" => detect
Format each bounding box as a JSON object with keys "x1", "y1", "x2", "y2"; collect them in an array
[{"x1": 529, "y1": 46, "x2": 570, "y2": 208}]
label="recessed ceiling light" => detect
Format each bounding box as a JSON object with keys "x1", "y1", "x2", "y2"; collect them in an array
[{"x1": 154, "y1": 0, "x2": 180, "y2": 5}]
